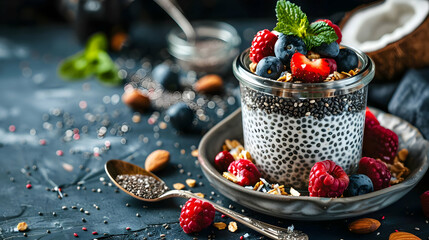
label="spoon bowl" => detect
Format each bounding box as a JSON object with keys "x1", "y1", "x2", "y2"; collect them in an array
[{"x1": 104, "y1": 159, "x2": 309, "y2": 240}]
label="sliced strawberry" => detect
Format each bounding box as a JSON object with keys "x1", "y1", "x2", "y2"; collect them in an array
[
  {"x1": 290, "y1": 52, "x2": 330, "y2": 83},
  {"x1": 316, "y1": 19, "x2": 342, "y2": 44}
]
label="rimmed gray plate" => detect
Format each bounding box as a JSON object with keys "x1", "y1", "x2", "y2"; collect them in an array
[{"x1": 198, "y1": 108, "x2": 429, "y2": 220}]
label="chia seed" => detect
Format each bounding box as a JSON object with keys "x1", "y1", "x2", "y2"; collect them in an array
[{"x1": 115, "y1": 174, "x2": 169, "y2": 199}]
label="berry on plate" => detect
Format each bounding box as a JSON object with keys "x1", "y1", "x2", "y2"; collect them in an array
[
  {"x1": 420, "y1": 190, "x2": 429, "y2": 217},
  {"x1": 344, "y1": 174, "x2": 374, "y2": 196},
  {"x1": 363, "y1": 124, "x2": 398, "y2": 164},
  {"x1": 255, "y1": 56, "x2": 284, "y2": 79},
  {"x1": 179, "y1": 198, "x2": 215, "y2": 233},
  {"x1": 365, "y1": 107, "x2": 380, "y2": 129},
  {"x1": 214, "y1": 151, "x2": 235, "y2": 172},
  {"x1": 313, "y1": 41, "x2": 340, "y2": 58},
  {"x1": 334, "y1": 48, "x2": 359, "y2": 72},
  {"x1": 308, "y1": 160, "x2": 349, "y2": 197},
  {"x1": 358, "y1": 157, "x2": 391, "y2": 191},
  {"x1": 249, "y1": 29, "x2": 278, "y2": 63},
  {"x1": 274, "y1": 34, "x2": 307, "y2": 66},
  {"x1": 315, "y1": 19, "x2": 342, "y2": 44},
  {"x1": 228, "y1": 159, "x2": 261, "y2": 186},
  {"x1": 290, "y1": 52, "x2": 330, "y2": 83}
]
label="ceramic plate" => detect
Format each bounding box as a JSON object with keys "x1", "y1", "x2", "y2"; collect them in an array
[{"x1": 198, "y1": 108, "x2": 429, "y2": 220}]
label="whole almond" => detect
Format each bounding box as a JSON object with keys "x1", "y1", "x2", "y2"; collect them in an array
[
  {"x1": 389, "y1": 232, "x2": 421, "y2": 240},
  {"x1": 194, "y1": 74, "x2": 223, "y2": 93},
  {"x1": 145, "y1": 150, "x2": 170, "y2": 172},
  {"x1": 348, "y1": 218, "x2": 380, "y2": 234},
  {"x1": 122, "y1": 89, "x2": 150, "y2": 112}
]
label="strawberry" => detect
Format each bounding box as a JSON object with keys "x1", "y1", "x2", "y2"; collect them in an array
[
  {"x1": 325, "y1": 58, "x2": 337, "y2": 73},
  {"x1": 290, "y1": 52, "x2": 330, "y2": 83},
  {"x1": 363, "y1": 125, "x2": 399, "y2": 164},
  {"x1": 316, "y1": 19, "x2": 342, "y2": 44},
  {"x1": 249, "y1": 29, "x2": 278, "y2": 63}
]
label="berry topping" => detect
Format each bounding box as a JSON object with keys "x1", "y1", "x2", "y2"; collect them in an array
[
  {"x1": 308, "y1": 160, "x2": 349, "y2": 197},
  {"x1": 420, "y1": 190, "x2": 429, "y2": 217},
  {"x1": 313, "y1": 41, "x2": 340, "y2": 58},
  {"x1": 325, "y1": 58, "x2": 337, "y2": 73},
  {"x1": 315, "y1": 19, "x2": 342, "y2": 44},
  {"x1": 365, "y1": 107, "x2": 380, "y2": 128},
  {"x1": 228, "y1": 159, "x2": 261, "y2": 186},
  {"x1": 344, "y1": 174, "x2": 374, "y2": 197},
  {"x1": 290, "y1": 52, "x2": 330, "y2": 83},
  {"x1": 179, "y1": 198, "x2": 215, "y2": 233},
  {"x1": 358, "y1": 157, "x2": 391, "y2": 191},
  {"x1": 250, "y1": 29, "x2": 278, "y2": 63},
  {"x1": 274, "y1": 34, "x2": 307, "y2": 66},
  {"x1": 334, "y1": 48, "x2": 359, "y2": 72},
  {"x1": 255, "y1": 56, "x2": 284, "y2": 79},
  {"x1": 214, "y1": 151, "x2": 235, "y2": 172},
  {"x1": 363, "y1": 124, "x2": 398, "y2": 164}
]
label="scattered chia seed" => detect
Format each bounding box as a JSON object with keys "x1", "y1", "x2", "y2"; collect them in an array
[{"x1": 115, "y1": 174, "x2": 169, "y2": 199}]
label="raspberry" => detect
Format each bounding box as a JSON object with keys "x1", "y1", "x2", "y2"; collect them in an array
[
  {"x1": 214, "y1": 151, "x2": 235, "y2": 172},
  {"x1": 420, "y1": 190, "x2": 429, "y2": 217},
  {"x1": 363, "y1": 124, "x2": 398, "y2": 164},
  {"x1": 358, "y1": 157, "x2": 391, "y2": 191},
  {"x1": 308, "y1": 160, "x2": 349, "y2": 197},
  {"x1": 228, "y1": 159, "x2": 261, "y2": 186},
  {"x1": 179, "y1": 198, "x2": 215, "y2": 234},
  {"x1": 365, "y1": 107, "x2": 380, "y2": 129},
  {"x1": 249, "y1": 29, "x2": 278, "y2": 63}
]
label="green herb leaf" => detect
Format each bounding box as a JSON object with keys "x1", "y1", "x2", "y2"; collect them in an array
[
  {"x1": 58, "y1": 51, "x2": 92, "y2": 80},
  {"x1": 274, "y1": 0, "x2": 308, "y2": 38},
  {"x1": 304, "y1": 21, "x2": 338, "y2": 49}
]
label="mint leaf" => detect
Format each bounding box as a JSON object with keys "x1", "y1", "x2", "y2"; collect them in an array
[
  {"x1": 304, "y1": 22, "x2": 338, "y2": 49},
  {"x1": 274, "y1": 0, "x2": 308, "y2": 38}
]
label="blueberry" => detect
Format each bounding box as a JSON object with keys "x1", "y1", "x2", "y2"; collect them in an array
[
  {"x1": 345, "y1": 174, "x2": 374, "y2": 197},
  {"x1": 274, "y1": 34, "x2": 307, "y2": 66},
  {"x1": 255, "y1": 56, "x2": 284, "y2": 80},
  {"x1": 152, "y1": 63, "x2": 180, "y2": 91},
  {"x1": 166, "y1": 103, "x2": 194, "y2": 132},
  {"x1": 313, "y1": 41, "x2": 339, "y2": 58},
  {"x1": 334, "y1": 48, "x2": 359, "y2": 72}
]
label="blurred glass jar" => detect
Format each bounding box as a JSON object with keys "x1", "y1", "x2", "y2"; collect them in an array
[{"x1": 167, "y1": 21, "x2": 241, "y2": 74}]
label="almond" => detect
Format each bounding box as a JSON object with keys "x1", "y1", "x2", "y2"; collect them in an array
[
  {"x1": 194, "y1": 74, "x2": 223, "y2": 93},
  {"x1": 348, "y1": 218, "x2": 380, "y2": 234},
  {"x1": 145, "y1": 150, "x2": 170, "y2": 172},
  {"x1": 173, "y1": 183, "x2": 185, "y2": 190},
  {"x1": 186, "y1": 179, "x2": 196, "y2": 188},
  {"x1": 122, "y1": 89, "x2": 150, "y2": 112},
  {"x1": 389, "y1": 231, "x2": 421, "y2": 240}
]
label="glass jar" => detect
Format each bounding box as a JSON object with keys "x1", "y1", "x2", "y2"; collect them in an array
[
  {"x1": 232, "y1": 47, "x2": 375, "y2": 189},
  {"x1": 167, "y1": 21, "x2": 241, "y2": 74}
]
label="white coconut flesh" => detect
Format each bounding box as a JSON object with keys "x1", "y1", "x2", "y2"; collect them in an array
[{"x1": 341, "y1": 0, "x2": 429, "y2": 52}]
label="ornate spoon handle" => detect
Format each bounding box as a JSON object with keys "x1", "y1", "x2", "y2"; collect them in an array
[{"x1": 165, "y1": 190, "x2": 309, "y2": 240}]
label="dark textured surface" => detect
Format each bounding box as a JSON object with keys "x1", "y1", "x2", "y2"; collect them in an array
[
  {"x1": 388, "y1": 69, "x2": 429, "y2": 139},
  {"x1": 0, "y1": 24, "x2": 428, "y2": 240}
]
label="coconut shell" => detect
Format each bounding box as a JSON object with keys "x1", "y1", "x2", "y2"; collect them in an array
[{"x1": 340, "y1": 2, "x2": 429, "y2": 82}]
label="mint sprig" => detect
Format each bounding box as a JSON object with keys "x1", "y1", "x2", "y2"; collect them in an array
[
  {"x1": 58, "y1": 33, "x2": 122, "y2": 86},
  {"x1": 274, "y1": 0, "x2": 337, "y2": 49}
]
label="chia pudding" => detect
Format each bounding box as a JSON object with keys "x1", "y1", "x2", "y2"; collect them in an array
[{"x1": 233, "y1": 48, "x2": 374, "y2": 189}]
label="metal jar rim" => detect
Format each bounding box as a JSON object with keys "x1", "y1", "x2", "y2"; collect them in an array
[{"x1": 232, "y1": 45, "x2": 375, "y2": 99}]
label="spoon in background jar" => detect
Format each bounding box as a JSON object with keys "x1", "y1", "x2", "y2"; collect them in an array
[
  {"x1": 153, "y1": 0, "x2": 196, "y2": 43},
  {"x1": 105, "y1": 159, "x2": 308, "y2": 240}
]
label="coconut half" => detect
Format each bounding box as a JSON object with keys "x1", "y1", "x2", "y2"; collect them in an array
[{"x1": 340, "y1": 0, "x2": 429, "y2": 82}]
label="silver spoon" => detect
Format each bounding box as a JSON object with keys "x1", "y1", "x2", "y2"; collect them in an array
[
  {"x1": 105, "y1": 159, "x2": 308, "y2": 240},
  {"x1": 154, "y1": 0, "x2": 196, "y2": 43}
]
